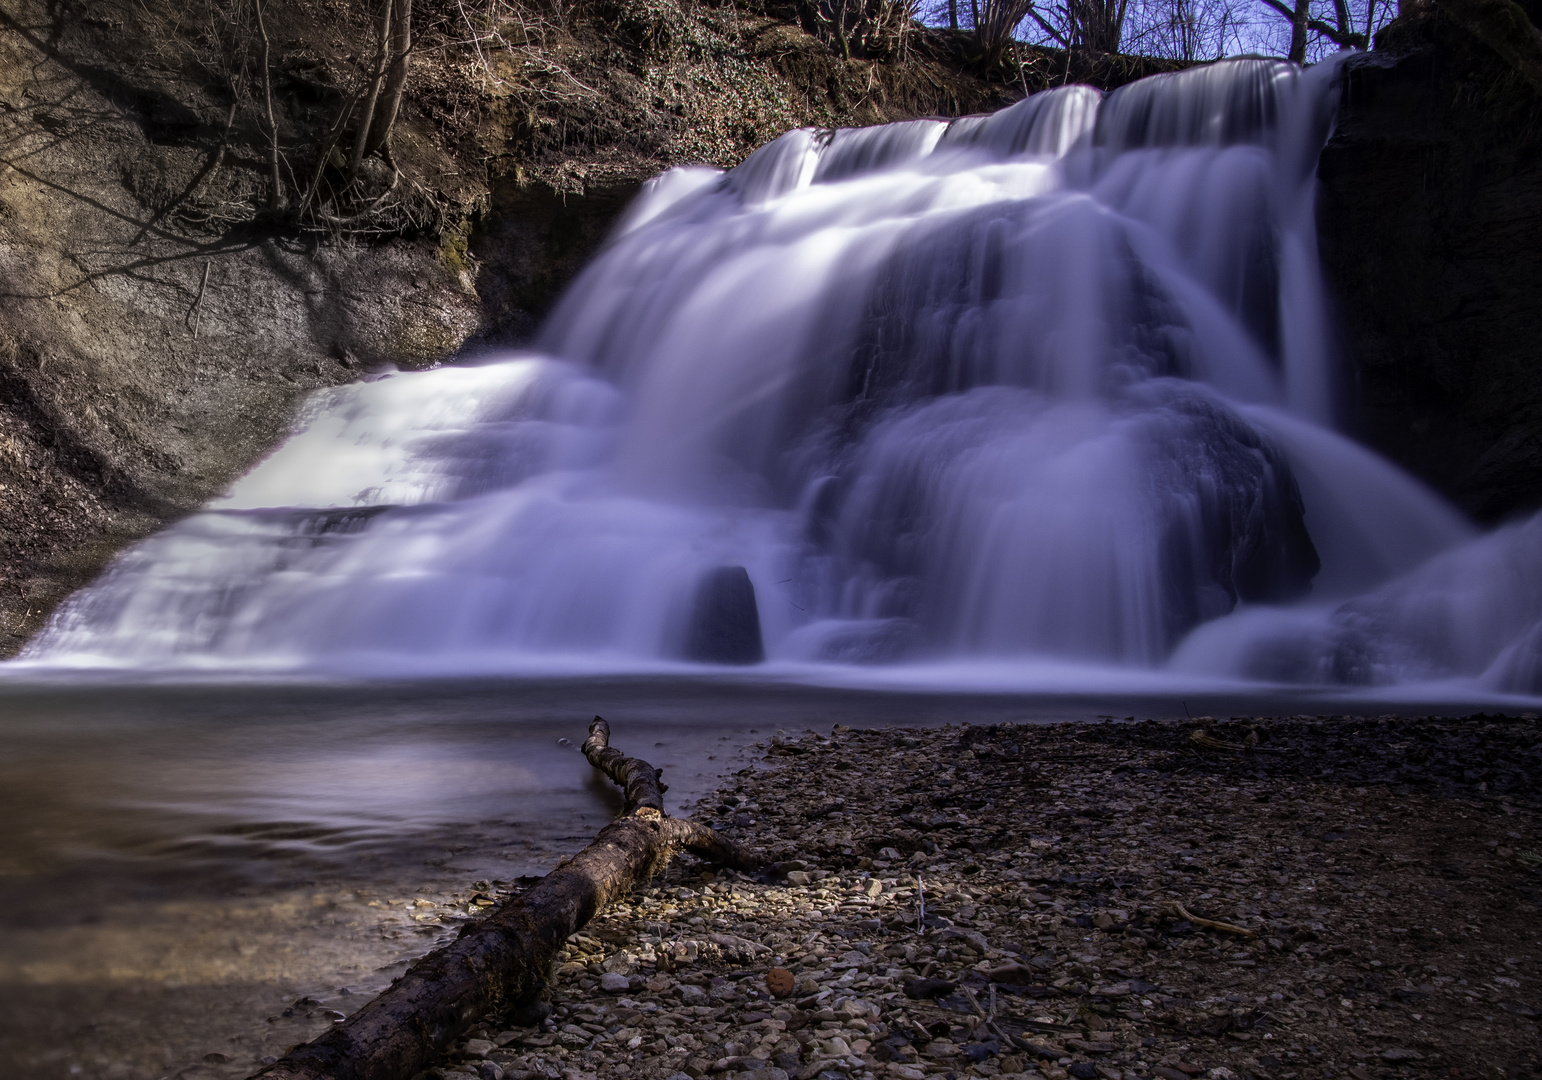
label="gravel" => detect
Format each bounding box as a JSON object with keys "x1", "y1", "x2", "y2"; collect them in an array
[{"x1": 415, "y1": 714, "x2": 1542, "y2": 1080}]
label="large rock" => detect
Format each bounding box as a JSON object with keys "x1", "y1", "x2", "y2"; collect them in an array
[
  {"x1": 684, "y1": 566, "x2": 766, "y2": 665},
  {"x1": 1317, "y1": 7, "x2": 1542, "y2": 521}
]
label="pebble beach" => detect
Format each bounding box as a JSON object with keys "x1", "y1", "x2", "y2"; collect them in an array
[{"x1": 373, "y1": 715, "x2": 1539, "y2": 1080}]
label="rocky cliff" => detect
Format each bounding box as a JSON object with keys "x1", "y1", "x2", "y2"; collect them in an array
[{"x1": 1317, "y1": 1, "x2": 1542, "y2": 524}]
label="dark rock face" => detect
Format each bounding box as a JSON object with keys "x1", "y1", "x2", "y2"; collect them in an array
[
  {"x1": 1317, "y1": 11, "x2": 1542, "y2": 521},
  {"x1": 471, "y1": 181, "x2": 643, "y2": 345},
  {"x1": 684, "y1": 566, "x2": 766, "y2": 665}
]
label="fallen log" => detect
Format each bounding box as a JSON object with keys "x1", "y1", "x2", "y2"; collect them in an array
[{"x1": 253, "y1": 716, "x2": 757, "y2": 1080}]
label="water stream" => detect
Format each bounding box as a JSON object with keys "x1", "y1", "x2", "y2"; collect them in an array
[{"x1": 14, "y1": 57, "x2": 1542, "y2": 695}]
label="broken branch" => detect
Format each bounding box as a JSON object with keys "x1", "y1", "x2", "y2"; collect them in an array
[{"x1": 1165, "y1": 901, "x2": 1258, "y2": 938}]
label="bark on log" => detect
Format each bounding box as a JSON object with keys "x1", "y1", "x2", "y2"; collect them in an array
[{"x1": 251, "y1": 716, "x2": 756, "y2": 1080}]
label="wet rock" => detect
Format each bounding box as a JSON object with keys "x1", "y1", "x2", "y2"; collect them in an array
[
  {"x1": 683, "y1": 566, "x2": 765, "y2": 665},
  {"x1": 505, "y1": 998, "x2": 551, "y2": 1028},
  {"x1": 599, "y1": 972, "x2": 630, "y2": 993},
  {"x1": 903, "y1": 977, "x2": 957, "y2": 999}
]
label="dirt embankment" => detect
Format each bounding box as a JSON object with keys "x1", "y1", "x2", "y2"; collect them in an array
[{"x1": 0, "y1": 0, "x2": 1181, "y2": 656}]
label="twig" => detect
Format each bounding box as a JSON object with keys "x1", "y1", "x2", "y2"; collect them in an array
[
  {"x1": 1165, "y1": 901, "x2": 1257, "y2": 938},
  {"x1": 190, "y1": 260, "x2": 210, "y2": 338},
  {"x1": 962, "y1": 985, "x2": 987, "y2": 1018},
  {"x1": 1189, "y1": 728, "x2": 1283, "y2": 753}
]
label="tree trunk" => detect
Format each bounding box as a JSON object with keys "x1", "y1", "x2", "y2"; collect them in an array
[
  {"x1": 253, "y1": 0, "x2": 285, "y2": 212},
  {"x1": 1331, "y1": 0, "x2": 1352, "y2": 40},
  {"x1": 949, "y1": 0, "x2": 958, "y2": 29},
  {"x1": 349, "y1": 0, "x2": 393, "y2": 178},
  {"x1": 1289, "y1": 0, "x2": 1310, "y2": 61},
  {"x1": 365, "y1": 0, "x2": 411, "y2": 155},
  {"x1": 251, "y1": 717, "x2": 756, "y2": 1080}
]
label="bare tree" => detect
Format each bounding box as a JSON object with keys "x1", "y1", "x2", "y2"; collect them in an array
[
  {"x1": 1012, "y1": 0, "x2": 1132, "y2": 52},
  {"x1": 1122, "y1": 0, "x2": 1241, "y2": 59},
  {"x1": 350, "y1": 0, "x2": 414, "y2": 175},
  {"x1": 1255, "y1": 0, "x2": 1365, "y2": 58},
  {"x1": 805, "y1": 0, "x2": 922, "y2": 59},
  {"x1": 368, "y1": 0, "x2": 414, "y2": 156},
  {"x1": 971, "y1": 0, "x2": 1397, "y2": 63},
  {"x1": 1070, "y1": 0, "x2": 1133, "y2": 50},
  {"x1": 976, "y1": 0, "x2": 1041, "y2": 59}
]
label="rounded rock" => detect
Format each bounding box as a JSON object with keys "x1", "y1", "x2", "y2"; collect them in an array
[{"x1": 765, "y1": 968, "x2": 796, "y2": 998}]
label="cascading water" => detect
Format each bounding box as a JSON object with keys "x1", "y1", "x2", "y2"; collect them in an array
[{"x1": 20, "y1": 57, "x2": 1542, "y2": 696}]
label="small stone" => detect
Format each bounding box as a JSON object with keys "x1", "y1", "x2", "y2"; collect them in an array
[
  {"x1": 786, "y1": 871, "x2": 812, "y2": 886},
  {"x1": 602, "y1": 952, "x2": 633, "y2": 975},
  {"x1": 478, "y1": 1064, "x2": 504, "y2": 1080},
  {"x1": 506, "y1": 998, "x2": 550, "y2": 1028},
  {"x1": 464, "y1": 1039, "x2": 495, "y2": 1057},
  {"x1": 903, "y1": 977, "x2": 957, "y2": 999},
  {"x1": 1380, "y1": 1049, "x2": 1421, "y2": 1062},
  {"x1": 1069, "y1": 1065, "x2": 1099, "y2": 1080},
  {"x1": 766, "y1": 968, "x2": 796, "y2": 998},
  {"x1": 600, "y1": 972, "x2": 631, "y2": 993},
  {"x1": 922, "y1": 1038, "x2": 960, "y2": 1059}
]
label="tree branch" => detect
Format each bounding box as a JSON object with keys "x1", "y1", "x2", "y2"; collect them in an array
[{"x1": 1257, "y1": 0, "x2": 1368, "y2": 47}]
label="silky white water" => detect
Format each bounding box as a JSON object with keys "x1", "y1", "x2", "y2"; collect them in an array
[{"x1": 20, "y1": 57, "x2": 1542, "y2": 696}]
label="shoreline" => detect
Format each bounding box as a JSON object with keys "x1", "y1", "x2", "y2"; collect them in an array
[{"x1": 414, "y1": 714, "x2": 1540, "y2": 1080}]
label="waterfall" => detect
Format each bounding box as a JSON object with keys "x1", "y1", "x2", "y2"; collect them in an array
[{"x1": 21, "y1": 56, "x2": 1540, "y2": 696}]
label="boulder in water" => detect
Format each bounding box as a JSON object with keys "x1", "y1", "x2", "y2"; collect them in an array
[{"x1": 684, "y1": 566, "x2": 765, "y2": 664}]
